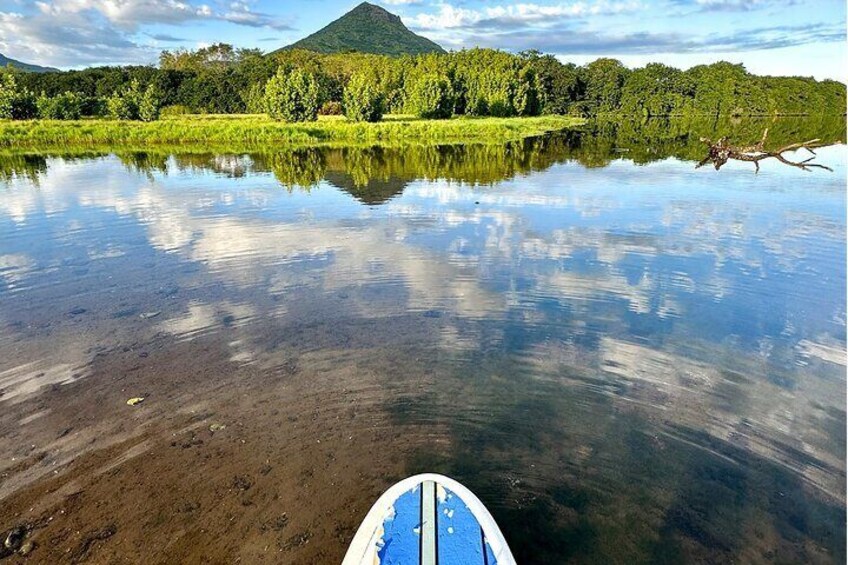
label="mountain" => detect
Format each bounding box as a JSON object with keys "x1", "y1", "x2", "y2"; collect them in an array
[
  {"x1": 0, "y1": 53, "x2": 58, "y2": 73},
  {"x1": 278, "y1": 2, "x2": 444, "y2": 57}
]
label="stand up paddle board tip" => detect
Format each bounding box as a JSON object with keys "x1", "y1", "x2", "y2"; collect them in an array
[{"x1": 343, "y1": 473, "x2": 516, "y2": 565}]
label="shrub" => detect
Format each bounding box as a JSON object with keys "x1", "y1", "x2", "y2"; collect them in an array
[
  {"x1": 0, "y1": 73, "x2": 16, "y2": 119},
  {"x1": 343, "y1": 73, "x2": 384, "y2": 122},
  {"x1": 318, "y1": 100, "x2": 343, "y2": 116},
  {"x1": 0, "y1": 73, "x2": 37, "y2": 120},
  {"x1": 243, "y1": 83, "x2": 267, "y2": 114},
  {"x1": 10, "y1": 90, "x2": 38, "y2": 120},
  {"x1": 107, "y1": 80, "x2": 142, "y2": 120},
  {"x1": 408, "y1": 74, "x2": 452, "y2": 119},
  {"x1": 107, "y1": 93, "x2": 137, "y2": 120},
  {"x1": 80, "y1": 96, "x2": 107, "y2": 117},
  {"x1": 265, "y1": 68, "x2": 320, "y2": 122},
  {"x1": 106, "y1": 80, "x2": 160, "y2": 121},
  {"x1": 36, "y1": 91, "x2": 84, "y2": 120},
  {"x1": 139, "y1": 84, "x2": 161, "y2": 122},
  {"x1": 160, "y1": 104, "x2": 191, "y2": 117}
]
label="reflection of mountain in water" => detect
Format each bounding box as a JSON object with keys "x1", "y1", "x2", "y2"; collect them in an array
[
  {"x1": 324, "y1": 172, "x2": 409, "y2": 205},
  {"x1": 2, "y1": 116, "x2": 844, "y2": 193}
]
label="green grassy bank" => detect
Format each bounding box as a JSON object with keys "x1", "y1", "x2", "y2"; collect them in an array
[{"x1": 0, "y1": 114, "x2": 584, "y2": 152}]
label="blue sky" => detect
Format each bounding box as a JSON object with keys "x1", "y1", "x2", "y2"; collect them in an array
[{"x1": 0, "y1": 1, "x2": 844, "y2": 79}]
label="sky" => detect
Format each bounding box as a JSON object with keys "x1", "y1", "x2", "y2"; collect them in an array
[{"x1": 0, "y1": 0, "x2": 844, "y2": 80}]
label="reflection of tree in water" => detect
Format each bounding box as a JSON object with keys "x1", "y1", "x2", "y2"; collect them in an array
[
  {"x1": 116, "y1": 152, "x2": 169, "y2": 179},
  {"x1": 265, "y1": 148, "x2": 327, "y2": 191},
  {"x1": 216, "y1": 141, "x2": 579, "y2": 198},
  {"x1": 574, "y1": 115, "x2": 847, "y2": 167},
  {"x1": 323, "y1": 142, "x2": 576, "y2": 202},
  {"x1": 0, "y1": 154, "x2": 48, "y2": 185},
  {"x1": 2, "y1": 116, "x2": 844, "y2": 189}
]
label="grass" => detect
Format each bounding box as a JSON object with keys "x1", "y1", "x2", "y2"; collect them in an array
[{"x1": 0, "y1": 114, "x2": 584, "y2": 152}]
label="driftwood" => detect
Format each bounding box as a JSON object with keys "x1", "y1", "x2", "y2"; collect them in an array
[{"x1": 697, "y1": 128, "x2": 832, "y2": 172}]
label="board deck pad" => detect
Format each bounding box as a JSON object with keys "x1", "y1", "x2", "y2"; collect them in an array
[{"x1": 343, "y1": 474, "x2": 515, "y2": 565}]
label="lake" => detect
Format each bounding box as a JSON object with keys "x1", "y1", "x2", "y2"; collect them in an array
[{"x1": 0, "y1": 119, "x2": 845, "y2": 563}]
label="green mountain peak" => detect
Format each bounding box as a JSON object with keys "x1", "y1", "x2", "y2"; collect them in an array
[{"x1": 278, "y1": 2, "x2": 445, "y2": 57}]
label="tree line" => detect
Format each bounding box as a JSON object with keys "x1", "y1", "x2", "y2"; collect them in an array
[{"x1": 2, "y1": 43, "x2": 845, "y2": 122}]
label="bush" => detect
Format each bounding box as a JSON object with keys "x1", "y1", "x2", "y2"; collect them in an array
[
  {"x1": 107, "y1": 79, "x2": 142, "y2": 120},
  {"x1": 0, "y1": 73, "x2": 37, "y2": 120},
  {"x1": 265, "y1": 68, "x2": 320, "y2": 122},
  {"x1": 408, "y1": 74, "x2": 452, "y2": 119},
  {"x1": 80, "y1": 96, "x2": 107, "y2": 118},
  {"x1": 106, "y1": 80, "x2": 160, "y2": 121},
  {"x1": 10, "y1": 90, "x2": 38, "y2": 120},
  {"x1": 139, "y1": 84, "x2": 161, "y2": 122},
  {"x1": 343, "y1": 73, "x2": 384, "y2": 122},
  {"x1": 318, "y1": 100, "x2": 343, "y2": 116},
  {"x1": 160, "y1": 104, "x2": 191, "y2": 117},
  {"x1": 243, "y1": 83, "x2": 267, "y2": 114},
  {"x1": 0, "y1": 74, "x2": 13, "y2": 118},
  {"x1": 37, "y1": 91, "x2": 84, "y2": 120},
  {"x1": 107, "y1": 93, "x2": 138, "y2": 120}
]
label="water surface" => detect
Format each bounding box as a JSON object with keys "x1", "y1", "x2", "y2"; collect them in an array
[{"x1": 0, "y1": 120, "x2": 845, "y2": 563}]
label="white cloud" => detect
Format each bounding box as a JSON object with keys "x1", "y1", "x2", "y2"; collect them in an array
[
  {"x1": 0, "y1": 0, "x2": 291, "y2": 67},
  {"x1": 409, "y1": 1, "x2": 641, "y2": 30},
  {"x1": 409, "y1": 3, "x2": 478, "y2": 29},
  {"x1": 34, "y1": 0, "x2": 213, "y2": 28},
  {"x1": 33, "y1": 0, "x2": 290, "y2": 29},
  {"x1": 0, "y1": 9, "x2": 150, "y2": 66}
]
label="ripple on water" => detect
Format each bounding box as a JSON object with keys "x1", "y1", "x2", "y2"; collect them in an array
[{"x1": 0, "y1": 134, "x2": 845, "y2": 563}]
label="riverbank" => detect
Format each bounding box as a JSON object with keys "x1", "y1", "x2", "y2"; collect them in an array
[{"x1": 0, "y1": 114, "x2": 583, "y2": 151}]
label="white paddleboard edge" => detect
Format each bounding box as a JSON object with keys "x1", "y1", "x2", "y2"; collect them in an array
[{"x1": 342, "y1": 473, "x2": 517, "y2": 565}]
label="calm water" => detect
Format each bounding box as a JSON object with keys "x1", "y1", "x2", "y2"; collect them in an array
[{"x1": 1, "y1": 121, "x2": 846, "y2": 563}]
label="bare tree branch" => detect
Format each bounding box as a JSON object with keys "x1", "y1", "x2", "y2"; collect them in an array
[{"x1": 696, "y1": 128, "x2": 833, "y2": 173}]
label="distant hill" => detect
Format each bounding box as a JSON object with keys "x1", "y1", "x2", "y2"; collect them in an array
[
  {"x1": 277, "y1": 2, "x2": 444, "y2": 57},
  {"x1": 0, "y1": 53, "x2": 58, "y2": 73}
]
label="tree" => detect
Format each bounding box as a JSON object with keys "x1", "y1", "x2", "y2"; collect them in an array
[
  {"x1": 0, "y1": 72, "x2": 16, "y2": 118},
  {"x1": 343, "y1": 72, "x2": 384, "y2": 122},
  {"x1": 685, "y1": 62, "x2": 766, "y2": 116},
  {"x1": 12, "y1": 90, "x2": 38, "y2": 119},
  {"x1": 36, "y1": 91, "x2": 84, "y2": 119},
  {"x1": 2, "y1": 48, "x2": 845, "y2": 121},
  {"x1": 159, "y1": 43, "x2": 256, "y2": 72},
  {"x1": 0, "y1": 73, "x2": 37, "y2": 119},
  {"x1": 265, "y1": 68, "x2": 320, "y2": 122},
  {"x1": 107, "y1": 79, "x2": 143, "y2": 120},
  {"x1": 139, "y1": 84, "x2": 162, "y2": 122},
  {"x1": 619, "y1": 63, "x2": 693, "y2": 117},
  {"x1": 523, "y1": 54, "x2": 582, "y2": 115},
  {"x1": 582, "y1": 58, "x2": 629, "y2": 114},
  {"x1": 515, "y1": 65, "x2": 540, "y2": 116},
  {"x1": 243, "y1": 82, "x2": 267, "y2": 114},
  {"x1": 408, "y1": 73, "x2": 452, "y2": 119}
]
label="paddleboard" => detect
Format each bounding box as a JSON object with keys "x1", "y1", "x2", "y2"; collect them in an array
[{"x1": 343, "y1": 473, "x2": 516, "y2": 565}]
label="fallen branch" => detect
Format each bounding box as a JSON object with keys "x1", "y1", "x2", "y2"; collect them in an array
[{"x1": 697, "y1": 128, "x2": 832, "y2": 172}]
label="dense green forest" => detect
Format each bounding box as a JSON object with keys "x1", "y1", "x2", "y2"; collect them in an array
[{"x1": 2, "y1": 44, "x2": 845, "y2": 122}]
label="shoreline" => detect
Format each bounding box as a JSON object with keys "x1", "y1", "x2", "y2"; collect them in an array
[{"x1": 0, "y1": 114, "x2": 584, "y2": 152}]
